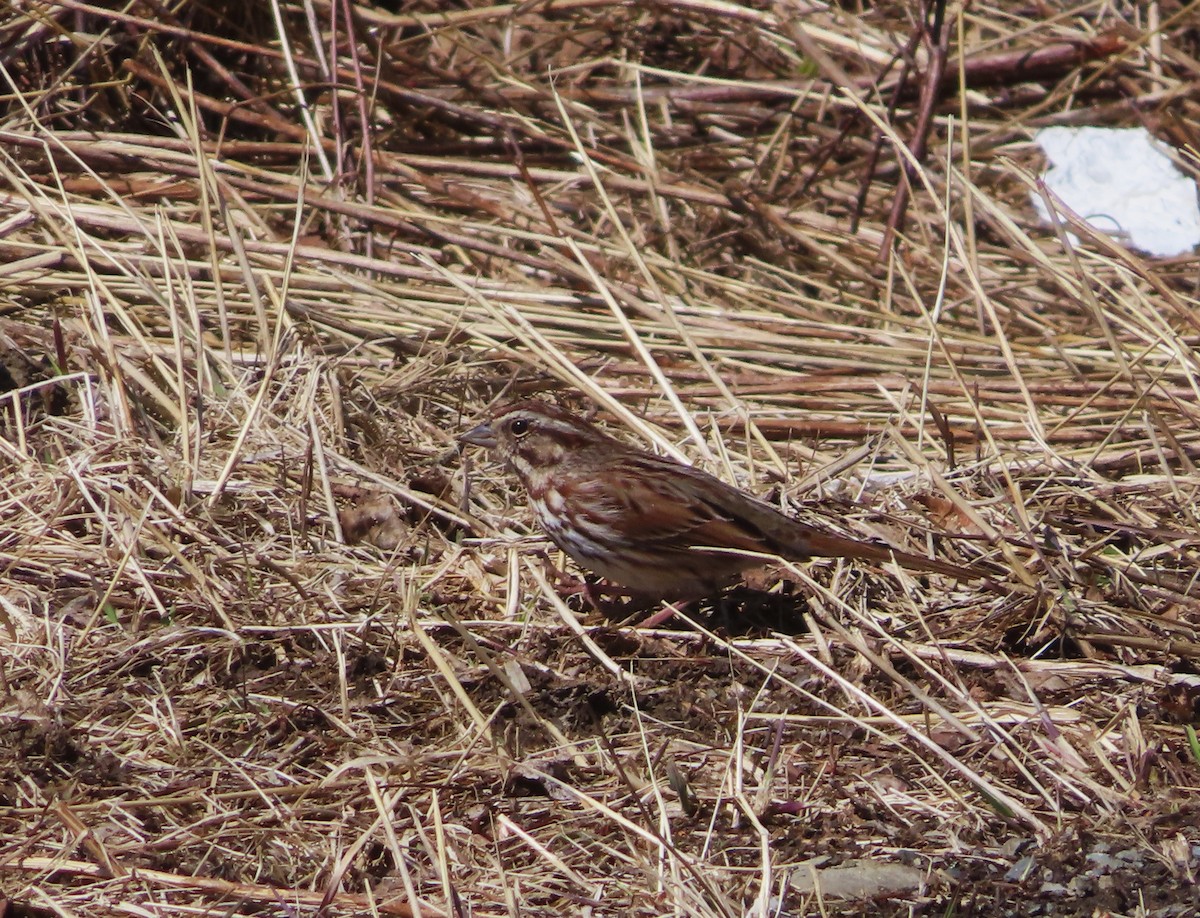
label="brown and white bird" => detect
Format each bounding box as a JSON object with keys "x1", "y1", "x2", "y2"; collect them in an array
[{"x1": 461, "y1": 399, "x2": 976, "y2": 600}]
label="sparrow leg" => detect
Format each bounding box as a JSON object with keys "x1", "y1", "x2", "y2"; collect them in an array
[
  {"x1": 534, "y1": 557, "x2": 639, "y2": 617},
  {"x1": 638, "y1": 601, "x2": 691, "y2": 628},
  {"x1": 580, "y1": 576, "x2": 608, "y2": 611},
  {"x1": 582, "y1": 577, "x2": 651, "y2": 619},
  {"x1": 534, "y1": 551, "x2": 592, "y2": 597},
  {"x1": 533, "y1": 553, "x2": 670, "y2": 621}
]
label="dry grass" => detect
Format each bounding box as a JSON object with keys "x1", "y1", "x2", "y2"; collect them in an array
[{"x1": 1, "y1": 1, "x2": 1199, "y2": 915}]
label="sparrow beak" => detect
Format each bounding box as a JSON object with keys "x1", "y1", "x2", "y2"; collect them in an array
[{"x1": 460, "y1": 421, "x2": 497, "y2": 449}]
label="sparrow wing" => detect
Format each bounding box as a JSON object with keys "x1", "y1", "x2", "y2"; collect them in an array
[
  {"x1": 575, "y1": 453, "x2": 976, "y2": 580},
  {"x1": 568, "y1": 455, "x2": 787, "y2": 558}
]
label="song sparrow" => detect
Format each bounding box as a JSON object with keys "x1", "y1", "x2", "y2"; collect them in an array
[{"x1": 461, "y1": 400, "x2": 976, "y2": 600}]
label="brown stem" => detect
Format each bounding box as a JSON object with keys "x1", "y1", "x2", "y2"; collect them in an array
[{"x1": 879, "y1": 0, "x2": 950, "y2": 259}]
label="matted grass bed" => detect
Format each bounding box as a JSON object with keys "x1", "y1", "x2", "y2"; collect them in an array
[{"x1": 1, "y1": 2, "x2": 1199, "y2": 916}]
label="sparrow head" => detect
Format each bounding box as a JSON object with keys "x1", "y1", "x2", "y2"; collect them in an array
[{"x1": 460, "y1": 399, "x2": 610, "y2": 480}]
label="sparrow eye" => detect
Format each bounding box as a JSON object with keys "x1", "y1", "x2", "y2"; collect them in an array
[{"x1": 508, "y1": 418, "x2": 531, "y2": 437}]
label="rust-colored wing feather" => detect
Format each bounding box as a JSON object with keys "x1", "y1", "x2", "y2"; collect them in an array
[{"x1": 573, "y1": 451, "x2": 976, "y2": 581}]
